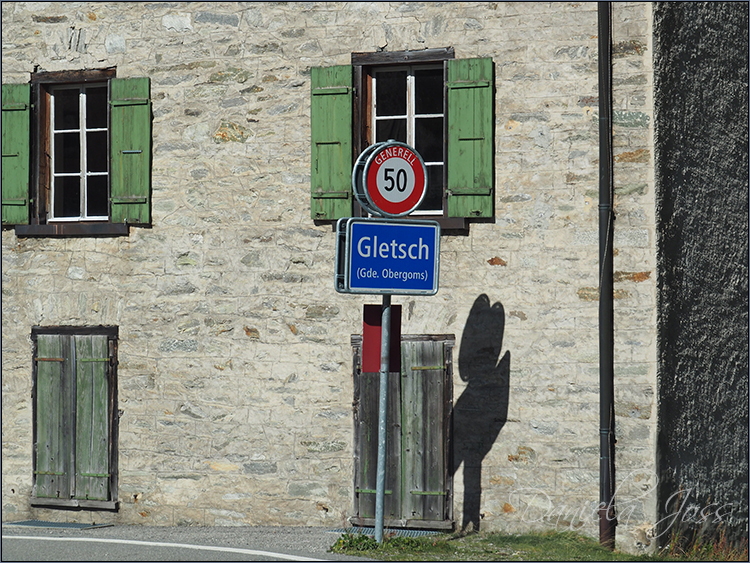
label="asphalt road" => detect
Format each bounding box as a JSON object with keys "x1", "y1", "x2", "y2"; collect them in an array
[{"x1": 1, "y1": 524, "x2": 370, "y2": 562}]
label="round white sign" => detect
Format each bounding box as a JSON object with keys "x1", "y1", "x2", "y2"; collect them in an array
[{"x1": 363, "y1": 141, "x2": 427, "y2": 217}]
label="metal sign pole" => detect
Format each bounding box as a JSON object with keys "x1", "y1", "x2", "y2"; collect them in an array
[{"x1": 374, "y1": 294, "x2": 391, "y2": 543}]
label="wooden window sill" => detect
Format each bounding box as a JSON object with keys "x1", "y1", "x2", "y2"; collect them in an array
[
  {"x1": 15, "y1": 223, "x2": 129, "y2": 237},
  {"x1": 31, "y1": 498, "x2": 118, "y2": 510}
]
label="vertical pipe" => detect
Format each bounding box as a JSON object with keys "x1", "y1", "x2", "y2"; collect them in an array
[
  {"x1": 374, "y1": 294, "x2": 391, "y2": 543},
  {"x1": 598, "y1": 1, "x2": 617, "y2": 549}
]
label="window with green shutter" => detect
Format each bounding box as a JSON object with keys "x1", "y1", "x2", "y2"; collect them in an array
[
  {"x1": 31, "y1": 326, "x2": 118, "y2": 510},
  {"x1": 3, "y1": 69, "x2": 152, "y2": 236},
  {"x1": 310, "y1": 49, "x2": 494, "y2": 228}
]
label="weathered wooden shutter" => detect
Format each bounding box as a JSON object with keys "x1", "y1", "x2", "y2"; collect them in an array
[
  {"x1": 110, "y1": 77, "x2": 151, "y2": 225},
  {"x1": 74, "y1": 335, "x2": 110, "y2": 501},
  {"x1": 2, "y1": 83, "x2": 31, "y2": 225},
  {"x1": 310, "y1": 66, "x2": 353, "y2": 221},
  {"x1": 353, "y1": 370, "x2": 403, "y2": 521},
  {"x1": 401, "y1": 339, "x2": 450, "y2": 523},
  {"x1": 35, "y1": 334, "x2": 73, "y2": 499},
  {"x1": 446, "y1": 58, "x2": 494, "y2": 218},
  {"x1": 351, "y1": 335, "x2": 454, "y2": 529},
  {"x1": 34, "y1": 332, "x2": 113, "y2": 504}
]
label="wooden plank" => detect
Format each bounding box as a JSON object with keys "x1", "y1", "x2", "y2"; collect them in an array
[
  {"x1": 355, "y1": 370, "x2": 378, "y2": 519},
  {"x1": 401, "y1": 340, "x2": 446, "y2": 522},
  {"x1": 386, "y1": 370, "x2": 402, "y2": 521},
  {"x1": 354, "y1": 370, "x2": 402, "y2": 520},
  {"x1": 442, "y1": 341, "x2": 455, "y2": 524},
  {"x1": 32, "y1": 325, "x2": 118, "y2": 337},
  {"x1": 75, "y1": 335, "x2": 110, "y2": 501},
  {"x1": 400, "y1": 341, "x2": 422, "y2": 520},
  {"x1": 423, "y1": 347, "x2": 446, "y2": 522},
  {"x1": 351, "y1": 47, "x2": 455, "y2": 65},
  {"x1": 35, "y1": 334, "x2": 68, "y2": 498},
  {"x1": 62, "y1": 336, "x2": 76, "y2": 498},
  {"x1": 31, "y1": 68, "x2": 116, "y2": 84}
]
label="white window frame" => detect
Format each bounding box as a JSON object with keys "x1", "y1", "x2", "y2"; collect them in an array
[
  {"x1": 49, "y1": 84, "x2": 109, "y2": 222},
  {"x1": 371, "y1": 64, "x2": 445, "y2": 215}
]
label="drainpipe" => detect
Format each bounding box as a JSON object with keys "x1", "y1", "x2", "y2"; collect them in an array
[{"x1": 598, "y1": 1, "x2": 617, "y2": 550}]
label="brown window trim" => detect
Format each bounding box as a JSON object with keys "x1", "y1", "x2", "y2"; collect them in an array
[
  {"x1": 351, "y1": 48, "x2": 467, "y2": 232},
  {"x1": 21, "y1": 68, "x2": 129, "y2": 238},
  {"x1": 16, "y1": 223, "x2": 129, "y2": 237}
]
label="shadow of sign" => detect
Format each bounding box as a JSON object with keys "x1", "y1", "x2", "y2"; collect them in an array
[{"x1": 452, "y1": 294, "x2": 511, "y2": 532}]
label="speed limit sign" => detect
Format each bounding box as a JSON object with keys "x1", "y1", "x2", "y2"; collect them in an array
[{"x1": 361, "y1": 141, "x2": 427, "y2": 217}]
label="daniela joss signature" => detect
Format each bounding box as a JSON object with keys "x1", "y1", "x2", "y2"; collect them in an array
[{"x1": 507, "y1": 469, "x2": 735, "y2": 537}]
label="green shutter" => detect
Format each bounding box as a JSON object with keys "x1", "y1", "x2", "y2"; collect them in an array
[
  {"x1": 35, "y1": 335, "x2": 72, "y2": 499},
  {"x1": 446, "y1": 58, "x2": 494, "y2": 218},
  {"x1": 2, "y1": 83, "x2": 31, "y2": 225},
  {"x1": 75, "y1": 335, "x2": 110, "y2": 501},
  {"x1": 310, "y1": 66, "x2": 352, "y2": 221},
  {"x1": 110, "y1": 77, "x2": 151, "y2": 225}
]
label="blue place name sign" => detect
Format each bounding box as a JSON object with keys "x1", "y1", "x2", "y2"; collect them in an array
[{"x1": 336, "y1": 218, "x2": 440, "y2": 295}]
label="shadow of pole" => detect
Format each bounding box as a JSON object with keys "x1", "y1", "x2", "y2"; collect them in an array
[{"x1": 452, "y1": 294, "x2": 511, "y2": 532}]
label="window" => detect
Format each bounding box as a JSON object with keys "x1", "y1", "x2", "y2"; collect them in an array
[
  {"x1": 50, "y1": 84, "x2": 109, "y2": 221},
  {"x1": 1, "y1": 69, "x2": 152, "y2": 236},
  {"x1": 371, "y1": 65, "x2": 445, "y2": 214},
  {"x1": 311, "y1": 48, "x2": 494, "y2": 228},
  {"x1": 31, "y1": 326, "x2": 118, "y2": 509}
]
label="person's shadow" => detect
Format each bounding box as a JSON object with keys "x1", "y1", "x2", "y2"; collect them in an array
[{"x1": 452, "y1": 294, "x2": 511, "y2": 532}]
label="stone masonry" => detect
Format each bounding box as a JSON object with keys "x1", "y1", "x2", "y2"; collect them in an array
[{"x1": 2, "y1": 2, "x2": 657, "y2": 552}]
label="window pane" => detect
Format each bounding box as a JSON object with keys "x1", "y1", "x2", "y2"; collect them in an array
[
  {"x1": 86, "y1": 176, "x2": 108, "y2": 217},
  {"x1": 375, "y1": 70, "x2": 407, "y2": 116},
  {"x1": 415, "y1": 117, "x2": 444, "y2": 163},
  {"x1": 54, "y1": 177, "x2": 81, "y2": 218},
  {"x1": 415, "y1": 68, "x2": 444, "y2": 114},
  {"x1": 418, "y1": 165, "x2": 443, "y2": 212},
  {"x1": 54, "y1": 89, "x2": 80, "y2": 130},
  {"x1": 87, "y1": 131, "x2": 108, "y2": 172},
  {"x1": 85, "y1": 86, "x2": 108, "y2": 129},
  {"x1": 54, "y1": 132, "x2": 80, "y2": 173},
  {"x1": 376, "y1": 119, "x2": 407, "y2": 144}
]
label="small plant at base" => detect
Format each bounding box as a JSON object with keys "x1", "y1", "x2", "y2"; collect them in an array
[
  {"x1": 657, "y1": 492, "x2": 748, "y2": 562},
  {"x1": 386, "y1": 536, "x2": 424, "y2": 551},
  {"x1": 331, "y1": 532, "x2": 379, "y2": 552}
]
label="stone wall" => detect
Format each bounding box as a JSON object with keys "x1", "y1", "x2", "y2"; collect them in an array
[{"x1": 1, "y1": 1, "x2": 657, "y2": 551}]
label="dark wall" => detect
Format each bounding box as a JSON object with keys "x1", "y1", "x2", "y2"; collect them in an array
[{"x1": 653, "y1": 1, "x2": 749, "y2": 541}]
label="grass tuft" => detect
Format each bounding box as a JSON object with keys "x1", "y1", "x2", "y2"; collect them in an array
[
  {"x1": 330, "y1": 528, "x2": 749, "y2": 561},
  {"x1": 661, "y1": 524, "x2": 749, "y2": 561}
]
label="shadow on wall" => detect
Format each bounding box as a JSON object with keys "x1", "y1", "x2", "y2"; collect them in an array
[{"x1": 452, "y1": 294, "x2": 511, "y2": 532}]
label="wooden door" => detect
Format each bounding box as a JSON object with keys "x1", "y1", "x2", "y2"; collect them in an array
[
  {"x1": 32, "y1": 327, "x2": 118, "y2": 509},
  {"x1": 351, "y1": 334, "x2": 454, "y2": 530}
]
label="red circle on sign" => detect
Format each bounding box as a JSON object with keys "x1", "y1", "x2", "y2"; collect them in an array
[{"x1": 364, "y1": 142, "x2": 427, "y2": 217}]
